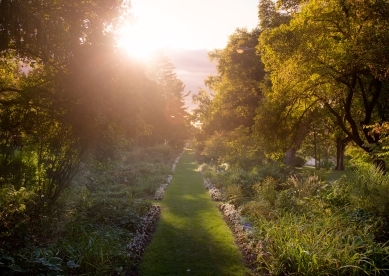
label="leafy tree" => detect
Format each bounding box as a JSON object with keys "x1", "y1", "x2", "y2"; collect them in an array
[
  {"x1": 192, "y1": 28, "x2": 266, "y2": 168},
  {"x1": 204, "y1": 28, "x2": 265, "y2": 133},
  {"x1": 140, "y1": 51, "x2": 189, "y2": 147},
  {"x1": 258, "y1": 0, "x2": 389, "y2": 168},
  {"x1": 0, "y1": 0, "x2": 138, "y2": 205},
  {"x1": 258, "y1": 0, "x2": 291, "y2": 30}
]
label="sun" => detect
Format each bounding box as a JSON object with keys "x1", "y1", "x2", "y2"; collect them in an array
[
  {"x1": 117, "y1": 21, "x2": 158, "y2": 59},
  {"x1": 116, "y1": 2, "x2": 200, "y2": 59}
]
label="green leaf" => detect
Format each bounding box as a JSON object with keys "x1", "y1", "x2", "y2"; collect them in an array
[
  {"x1": 47, "y1": 264, "x2": 62, "y2": 271},
  {"x1": 10, "y1": 264, "x2": 28, "y2": 272},
  {"x1": 67, "y1": 260, "x2": 80, "y2": 268},
  {"x1": 48, "y1": 257, "x2": 62, "y2": 265},
  {"x1": 29, "y1": 258, "x2": 44, "y2": 264}
]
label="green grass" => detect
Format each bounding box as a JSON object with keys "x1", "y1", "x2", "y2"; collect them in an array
[{"x1": 139, "y1": 150, "x2": 249, "y2": 276}]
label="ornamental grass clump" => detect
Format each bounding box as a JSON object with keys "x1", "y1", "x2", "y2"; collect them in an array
[
  {"x1": 255, "y1": 212, "x2": 389, "y2": 275},
  {"x1": 353, "y1": 163, "x2": 389, "y2": 217}
]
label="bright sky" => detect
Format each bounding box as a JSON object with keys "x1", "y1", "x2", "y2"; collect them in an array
[{"x1": 118, "y1": 0, "x2": 259, "y2": 110}]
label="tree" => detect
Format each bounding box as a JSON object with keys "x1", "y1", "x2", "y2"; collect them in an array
[
  {"x1": 192, "y1": 28, "x2": 266, "y2": 168},
  {"x1": 258, "y1": 0, "x2": 291, "y2": 30},
  {"x1": 140, "y1": 51, "x2": 189, "y2": 146},
  {"x1": 259, "y1": 0, "x2": 389, "y2": 168},
  {"x1": 204, "y1": 28, "x2": 265, "y2": 133},
  {"x1": 0, "y1": 0, "x2": 142, "y2": 205}
]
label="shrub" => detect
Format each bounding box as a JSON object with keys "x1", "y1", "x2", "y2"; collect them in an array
[
  {"x1": 322, "y1": 176, "x2": 352, "y2": 209},
  {"x1": 287, "y1": 174, "x2": 325, "y2": 199},
  {"x1": 241, "y1": 200, "x2": 275, "y2": 220},
  {"x1": 252, "y1": 177, "x2": 278, "y2": 208},
  {"x1": 0, "y1": 186, "x2": 40, "y2": 243},
  {"x1": 275, "y1": 188, "x2": 300, "y2": 212},
  {"x1": 226, "y1": 184, "x2": 245, "y2": 206}
]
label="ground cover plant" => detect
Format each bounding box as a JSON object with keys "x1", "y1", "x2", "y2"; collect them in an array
[
  {"x1": 139, "y1": 150, "x2": 249, "y2": 276},
  {"x1": 0, "y1": 144, "x2": 181, "y2": 275},
  {"x1": 199, "y1": 161, "x2": 389, "y2": 275}
]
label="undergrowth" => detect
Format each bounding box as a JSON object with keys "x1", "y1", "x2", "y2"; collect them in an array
[
  {"x1": 0, "y1": 144, "x2": 179, "y2": 275},
  {"x1": 199, "y1": 161, "x2": 389, "y2": 275}
]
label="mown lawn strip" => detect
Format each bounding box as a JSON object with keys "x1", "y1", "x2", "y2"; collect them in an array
[{"x1": 139, "y1": 150, "x2": 249, "y2": 276}]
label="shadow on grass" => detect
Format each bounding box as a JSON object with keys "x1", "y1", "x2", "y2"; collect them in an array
[{"x1": 139, "y1": 150, "x2": 249, "y2": 276}]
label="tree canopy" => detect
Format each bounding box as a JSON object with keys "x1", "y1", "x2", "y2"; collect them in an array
[
  {"x1": 0, "y1": 0, "x2": 190, "y2": 203},
  {"x1": 257, "y1": 0, "x2": 389, "y2": 167}
]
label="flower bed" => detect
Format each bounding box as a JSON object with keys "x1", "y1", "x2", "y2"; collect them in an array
[
  {"x1": 219, "y1": 203, "x2": 263, "y2": 271},
  {"x1": 202, "y1": 177, "x2": 223, "y2": 201},
  {"x1": 127, "y1": 205, "x2": 161, "y2": 260},
  {"x1": 154, "y1": 152, "x2": 183, "y2": 200}
]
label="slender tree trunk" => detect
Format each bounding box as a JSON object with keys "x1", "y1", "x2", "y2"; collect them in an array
[
  {"x1": 335, "y1": 137, "x2": 348, "y2": 170},
  {"x1": 285, "y1": 147, "x2": 297, "y2": 166},
  {"x1": 314, "y1": 129, "x2": 318, "y2": 169}
]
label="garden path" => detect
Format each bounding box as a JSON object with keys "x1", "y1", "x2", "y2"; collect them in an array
[{"x1": 139, "y1": 150, "x2": 249, "y2": 276}]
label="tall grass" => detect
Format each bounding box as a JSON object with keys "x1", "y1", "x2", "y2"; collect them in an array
[
  {"x1": 353, "y1": 163, "x2": 389, "y2": 217},
  {"x1": 256, "y1": 212, "x2": 389, "y2": 275},
  {"x1": 200, "y1": 162, "x2": 389, "y2": 275}
]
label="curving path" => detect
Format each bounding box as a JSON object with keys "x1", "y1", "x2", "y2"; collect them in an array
[{"x1": 139, "y1": 150, "x2": 249, "y2": 276}]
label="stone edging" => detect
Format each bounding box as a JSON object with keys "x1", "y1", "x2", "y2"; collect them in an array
[
  {"x1": 202, "y1": 177, "x2": 223, "y2": 201},
  {"x1": 219, "y1": 203, "x2": 263, "y2": 272},
  {"x1": 198, "y1": 166, "x2": 264, "y2": 275},
  {"x1": 154, "y1": 152, "x2": 183, "y2": 200},
  {"x1": 126, "y1": 205, "x2": 161, "y2": 258}
]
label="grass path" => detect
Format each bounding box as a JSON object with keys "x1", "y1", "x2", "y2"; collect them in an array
[{"x1": 139, "y1": 150, "x2": 249, "y2": 276}]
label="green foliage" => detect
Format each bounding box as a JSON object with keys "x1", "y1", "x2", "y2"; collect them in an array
[
  {"x1": 192, "y1": 28, "x2": 266, "y2": 172},
  {"x1": 352, "y1": 163, "x2": 389, "y2": 217},
  {"x1": 0, "y1": 185, "x2": 38, "y2": 241},
  {"x1": 204, "y1": 28, "x2": 264, "y2": 133},
  {"x1": 203, "y1": 127, "x2": 265, "y2": 170},
  {"x1": 139, "y1": 52, "x2": 190, "y2": 147},
  {"x1": 0, "y1": 146, "x2": 177, "y2": 274},
  {"x1": 60, "y1": 224, "x2": 132, "y2": 275},
  {"x1": 253, "y1": 177, "x2": 278, "y2": 207},
  {"x1": 204, "y1": 156, "x2": 389, "y2": 274},
  {"x1": 258, "y1": 0, "x2": 389, "y2": 161},
  {"x1": 0, "y1": 248, "x2": 80, "y2": 275},
  {"x1": 323, "y1": 176, "x2": 352, "y2": 209},
  {"x1": 256, "y1": 212, "x2": 389, "y2": 275}
]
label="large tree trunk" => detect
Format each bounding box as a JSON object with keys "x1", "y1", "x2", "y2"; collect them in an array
[{"x1": 335, "y1": 137, "x2": 349, "y2": 170}]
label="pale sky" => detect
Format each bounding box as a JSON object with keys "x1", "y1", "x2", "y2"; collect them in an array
[{"x1": 120, "y1": 0, "x2": 259, "y2": 110}]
